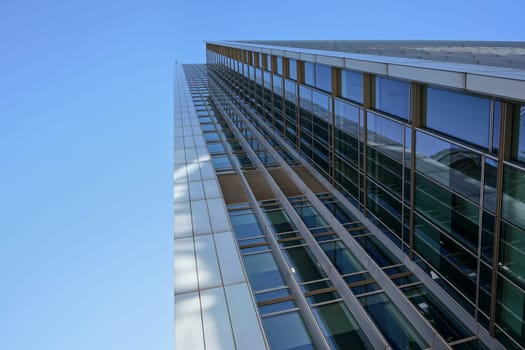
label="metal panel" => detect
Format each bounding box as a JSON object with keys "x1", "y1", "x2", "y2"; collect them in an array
[
  {"x1": 316, "y1": 54, "x2": 344, "y2": 68},
  {"x1": 224, "y1": 284, "x2": 268, "y2": 350},
  {"x1": 214, "y1": 231, "x2": 246, "y2": 286},
  {"x1": 194, "y1": 234, "x2": 222, "y2": 289},
  {"x1": 389, "y1": 64, "x2": 466, "y2": 89},
  {"x1": 174, "y1": 237, "x2": 198, "y2": 294},
  {"x1": 174, "y1": 291, "x2": 205, "y2": 350},
  {"x1": 344, "y1": 58, "x2": 388, "y2": 75},
  {"x1": 467, "y1": 74, "x2": 525, "y2": 102},
  {"x1": 200, "y1": 287, "x2": 237, "y2": 350}
]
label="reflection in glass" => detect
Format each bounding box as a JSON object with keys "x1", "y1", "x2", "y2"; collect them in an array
[
  {"x1": 320, "y1": 240, "x2": 363, "y2": 275},
  {"x1": 315, "y1": 63, "x2": 331, "y2": 93},
  {"x1": 305, "y1": 62, "x2": 315, "y2": 86},
  {"x1": 341, "y1": 69, "x2": 363, "y2": 103},
  {"x1": 243, "y1": 252, "x2": 285, "y2": 291},
  {"x1": 502, "y1": 165, "x2": 525, "y2": 230},
  {"x1": 496, "y1": 276, "x2": 525, "y2": 347},
  {"x1": 402, "y1": 284, "x2": 473, "y2": 342},
  {"x1": 262, "y1": 312, "x2": 315, "y2": 350},
  {"x1": 229, "y1": 213, "x2": 263, "y2": 239},
  {"x1": 511, "y1": 105, "x2": 525, "y2": 163},
  {"x1": 375, "y1": 76, "x2": 410, "y2": 120},
  {"x1": 413, "y1": 214, "x2": 477, "y2": 300},
  {"x1": 499, "y1": 221, "x2": 525, "y2": 290},
  {"x1": 415, "y1": 130, "x2": 482, "y2": 204},
  {"x1": 283, "y1": 246, "x2": 325, "y2": 283},
  {"x1": 359, "y1": 293, "x2": 428, "y2": 350},
  {"x1": 367, "y1": 112, "x2": 405, "y2": 198},
  {"x1": 289, "y1": 59, "x2": 297, "y2": 80},
  {"x1": 312, "y1": 302, "x2": 371, "y2": 349},
  {"x1": 425, "y1": 87, "x2": 491, "y2": 148}
]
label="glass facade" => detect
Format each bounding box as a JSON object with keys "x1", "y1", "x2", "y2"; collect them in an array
[{"x1": 176, "y1": 43, "x2": 525, "y2": 350}]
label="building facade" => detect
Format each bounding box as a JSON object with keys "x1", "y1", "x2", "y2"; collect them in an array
[{"x1": 174, "y1": 41, "x2": 525, "y2": 350}]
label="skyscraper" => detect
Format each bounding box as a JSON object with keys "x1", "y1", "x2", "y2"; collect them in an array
[{"x1": 174, "y1": 41, "x2": 525, "y2": 350}]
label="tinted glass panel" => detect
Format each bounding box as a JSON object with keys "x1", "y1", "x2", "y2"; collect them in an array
[
  {"x1": 304, "y1": 62, "x2": 315, "y2": 86},
  {"x1": 313, "y1": 302, "x2": 371, "y2": 350},
  {"x1": 499, "y1": 221, "x2": 525, "y2": 290},
  {"x1": 415, "y1": 131, "x2": 482, "y2": 204},
  {"x1": 230, "y1": 213, "x2": 263, "y2": 239},
  {"x1": 262, "y1": 312, "x2": 315, "y2": 350},
  {"x1": 341, "y1": 69, "x2": 363, "y2": 103},
  {"x1": 283, "y1": 246, "x2": 325, "y2": 283},
  {"x1": 496, "y1": 276, "x2": 525, "y2": 347},
  {"x1": 426, "y1": 87, "x2": 491, "y2": 148},
  {"x1": 402, "y1": 284, "x2": 473, "y2": 342},
  {"x1": 265, "y1": 209, "x2": 296, "y2": 233},
  {"x1": 243, "y1": 252, "x2": 285, "y2": 291},
  {"x1": 320, "y1": 241, "x2": 363, "y2": 274},
  {"x1": 289, "y1": 59, "x2": 297, "y2": 80},
  {"x1": 512, "y1": 105, "x2": 525, "y2": 163},
  {"x1": 502, "y1": 165, "x2": 525, "y2": 230},
  {"x1": 375, "y1": 77, "x2": 410, "y2": 120},
  {"x1": 315, "y1": 63, "x2": 332, "y2": 92},
  {"x1": 359, "y1": 293, "x2": 428, "y2": 350}
]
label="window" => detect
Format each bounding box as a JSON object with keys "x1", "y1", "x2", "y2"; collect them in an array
[
  {"x1": 425, "y1": 87, "x2": 491, "y2": 148},
  {"x1": 304, "y1": 62, "x2": 315, "y2": 86},
  {"x1": 288, "y1": 59, "x2": 297, "y2": 80},
  {"x1": 375, "y1": 77, "x2": 410, "y2": 120},
  {"x1": 341, "y1": 69, "x2": 363, "y2": 103},
  {"x1": 303, "y1": 62, "x2": 332, "y2": 93},
  {"x1": 511, "y1": 105, "x2": 525, "y2": 163},
  {"x1": 315, "y1": 64, "x2": 331, "y2": 92}
]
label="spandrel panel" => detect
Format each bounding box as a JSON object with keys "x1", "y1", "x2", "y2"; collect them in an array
[
  {"x1": 194, "y1": 235, "x2": 222, "y2": 289},
  {"x1": 191, "y1": 200, "x2": 212, "y2": 235},
  {"x1": 174, "y1": 237, "x2": 198, "y2": 294},
  {"x1": 200, "y1": 287, "x2": 236, "y2": 350},
  {"x1": 214, "y1": 231, "x2": 246, "y2": 285},
  {"x1": 225, "y1": 283, "x2": 267, "y2": 350}
]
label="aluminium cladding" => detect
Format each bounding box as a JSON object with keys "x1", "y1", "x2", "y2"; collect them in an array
[{"x1": 209, "y1": 40, "x2": 525, "y2": 102}]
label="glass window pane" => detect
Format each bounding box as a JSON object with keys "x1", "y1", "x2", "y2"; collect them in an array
[
  {"x1": 499, "y1": 221, "x2": 525, "y2": 290},
  {"x1": 359, "y1": 293, "x2": 428, "y2": 350},
  {"x1": 282, "y1": 246, "x2": 325, "y2": 283},
  {"x1": 320, "y1": 241, "x2": 364, "y2": 275},
  {"x1": 315, "y1": 63, "x2": 332, "y2": 92},
  {"x1": 229, "y1": 213, "x2": 263, "y2": 239},
  {"x1": 496, "y1": 276, "x2": 525, "y2": 347},
  {"x1": 276, "y1": 56, "x2": 283, "y2": 75},
  {"x1": 265, "y1": 209, "x2": 296, "y2": 233},
  {"x1": 289, "y1": 59, "x2": 297, "y2": 80},
  {"x1": 312, "y1": 302, "x2": 371, "y2": 350},
  {"x1": 415, "y1": 131, "x2": 482, "y2": 204},
  {"x1": 262, "y1": 312, "x2": 314, "y2": 350},
  {"x1": 401, "y1": 284, "x2": 473, "y2": 342},
  {"x1": 375, "y1": 77, "x2": 410, "y2": 120},
  {"x1": 304, "y1": 62, "x2": 315, "y2": 86},
  {"x1": 426, "y1": 87, "x2": 491, "y2": 148},
  {"x1": 341, "y1": 69, "x2": 363, "y2": 103},
  {"x1": 502, "y1": 165, "x2": 525, "y2": 230},
  {"x1": 511, "y1": 105, "x2": 525, "y2": 163},
  {"x1": 242, "y1": 252, "x2": 285, "y2": 291}
]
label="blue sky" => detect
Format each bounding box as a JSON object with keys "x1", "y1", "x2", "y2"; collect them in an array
[{"x1": 0, "y1": 0, "x2": 523, "y2": 349}]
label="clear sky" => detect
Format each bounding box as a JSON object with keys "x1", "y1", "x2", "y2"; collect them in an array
[{"x1": 0, "y1": 0, "x2": 523, "y2": 349}]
